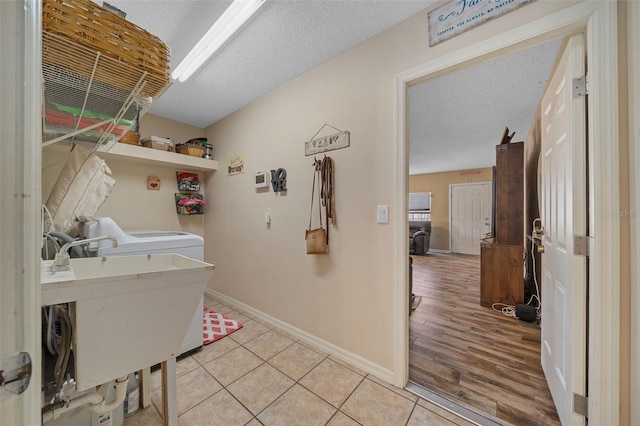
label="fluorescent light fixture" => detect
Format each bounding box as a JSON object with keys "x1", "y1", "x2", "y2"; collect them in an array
[{"x1": 171, "y1": 0, "x2": 266, "y2": 82}]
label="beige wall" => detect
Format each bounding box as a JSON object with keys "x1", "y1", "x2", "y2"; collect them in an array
[
  {"x1": 409, "y1": 168, "x2": 493, "y2": 251},
  {"x1": 137, "y1": 113, "x2": 205, "y2": 145},
  {"x1": 203, "y1": 1, "x2": 577, "y2": 374},
  {"x1": 41, "y1": 113, "x2": 206, "y2": 235}
]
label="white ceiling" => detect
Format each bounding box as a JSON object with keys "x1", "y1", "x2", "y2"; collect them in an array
[
  {"x1": 408, "y1": 38, "x2": 562, "y2": 175},
  {"x1": 101, "y1": 1, "x2": 560, "y2": 174},
  {"x1": 104, "y1": 0, "x2": 436, "y2": 127}
]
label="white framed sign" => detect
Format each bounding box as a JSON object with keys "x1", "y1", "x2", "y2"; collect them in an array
[{"x1": 428, "y1": 0, "x2": 536, "y2": 47}]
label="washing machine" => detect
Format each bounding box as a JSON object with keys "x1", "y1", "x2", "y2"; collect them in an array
[{"x1": 80, "y1": 217, "x2": 205, "y2": 355}]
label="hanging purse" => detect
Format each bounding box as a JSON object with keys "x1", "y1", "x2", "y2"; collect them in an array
[
  {"x1": 306, "y1": 162, "x2": 328, "y2": 254},
  {"x1": 306, "y1": 227, "x2": 327, "y2": 254}
]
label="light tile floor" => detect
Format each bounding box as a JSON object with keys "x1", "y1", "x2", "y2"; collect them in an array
[{"x1": 123, "y1": 294, "x2": 473, "y2": 426}]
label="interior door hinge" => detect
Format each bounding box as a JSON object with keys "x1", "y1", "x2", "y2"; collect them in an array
[
  {"x1": 573, "y1": 393, "x2": 588, "y2": 417},
  {"x1": 573, "y1": 74, "x2": 588, "y2": 98},
  {"x1": 574, "y1": 235, "x2": 591, "y2": 257}
]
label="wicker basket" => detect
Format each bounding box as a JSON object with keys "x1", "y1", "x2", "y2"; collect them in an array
[
  {"x1": 177, "y1": 143, "x2": 205, "y2": 157},
  {"x1": 118, "y1": 130, "x2": 140, "y2": 145},
  {"x1": 42, "y1": 0, "x2": 170, "y2": 80}
]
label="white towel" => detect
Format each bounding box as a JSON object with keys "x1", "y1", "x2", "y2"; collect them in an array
[{"x1": 45, "y1": 146, "x2": 116, "y2": 233}]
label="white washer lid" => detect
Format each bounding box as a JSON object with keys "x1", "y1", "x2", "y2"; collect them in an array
[{"x1": 87, "y1": 217, "x2": 203, "y2": 256}]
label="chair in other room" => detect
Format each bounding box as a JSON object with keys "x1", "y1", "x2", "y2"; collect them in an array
[{"x1": 409, "y1": 221, "x2": 431, "y2": 255}]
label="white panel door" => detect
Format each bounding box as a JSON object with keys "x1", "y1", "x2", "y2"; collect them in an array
[
  {"x1": 450, "y1": 182, "x2": 491, "y2": 255},
  {"x1": 0, "y1": 1, "x2": 41, "y2": 425},
  {"x1": 540, "y1": 34, "x2": 587, "y2": 426}
]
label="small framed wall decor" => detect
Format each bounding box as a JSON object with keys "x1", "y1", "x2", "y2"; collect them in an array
[
  {"x1": 147, "y1": 175, "x2": 161, "y2": 190},
  {"x1": 254, "y1": 171, "x2": 269, "y2": 188}
]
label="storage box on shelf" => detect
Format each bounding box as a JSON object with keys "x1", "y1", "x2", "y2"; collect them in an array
[
  {"x1": 119, "y1": 131, "x2": 141, "y2": 145},
  {"x1": 141, "y1": 136, "x2": 175, "y2": 151},
  {"x1": 176, "y1": 143, "x2": 205, "y2": 157},
  {"x1": 41, "y1": 0, "x2": 170, "y2": 150}
]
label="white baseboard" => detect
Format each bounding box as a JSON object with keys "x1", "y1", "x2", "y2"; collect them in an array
[
  {"x1": 205, "y1": 289, "x2": 394, "y2": 384},
  {"x1": 425, "y1": 248, "x2": 450, "y2": 254}
]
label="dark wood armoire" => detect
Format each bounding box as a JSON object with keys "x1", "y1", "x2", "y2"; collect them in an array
[{"x1": 480, "y1": 142, "x2": 524, "y2": 307}]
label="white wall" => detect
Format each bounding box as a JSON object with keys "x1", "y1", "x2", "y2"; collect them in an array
[{"x1": 204, "y1": 1, "x2": 578, "y2": 375}]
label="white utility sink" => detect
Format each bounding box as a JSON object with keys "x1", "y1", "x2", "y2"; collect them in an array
[{"x1": 41, "y1": 253, "x2": 214, "y2": 391}]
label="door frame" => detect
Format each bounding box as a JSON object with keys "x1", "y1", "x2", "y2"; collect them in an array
[
  {"x1": 449, "y1": 182, "x2": 491, "y2": 256},
  {"x1": 628, "y1": 2, "x2": 640, "y2": 425},
  {"x1": 0, "y1": 0, "x2": 42, "y2": 424},
  {"x1": 393, "y1": 2, "x2": 620, "y2": 424}
]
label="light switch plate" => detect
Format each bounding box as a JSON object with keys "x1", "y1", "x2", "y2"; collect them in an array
[{"x1": 377, "y1": 205, "x2": 389, "y2": 224}]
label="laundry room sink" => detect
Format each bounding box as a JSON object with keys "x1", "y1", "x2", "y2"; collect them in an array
[{"x1": 41, "y1": 253, "x2": 214, "y2": 390}]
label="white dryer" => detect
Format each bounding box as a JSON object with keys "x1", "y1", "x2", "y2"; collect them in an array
[{"x1": 81, "y1": 217, "x2": 205, "y2": 355}]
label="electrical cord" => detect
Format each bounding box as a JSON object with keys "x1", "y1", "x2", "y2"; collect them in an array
[
  {"x1": 529, "y1": 227, "x2": 542, "y2": 320},
  {"x1": 491, "y1": 302, "x2": 517, "y2": 317},
  {"x1": 42, "y1": 204, "x2": 53, "y2": 233},
  {"x1": 44, "y1": 306, "x2": 62, "y2": 355},
  {"x1": 52, "y1": 304, "x2": 72, "y2": 396}
]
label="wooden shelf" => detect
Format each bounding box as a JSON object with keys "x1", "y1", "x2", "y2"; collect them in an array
[
  {"x1": 480, "y1": 142, "x2": 525, "y2": 307},
  {"x1": 495, "y1": 142, "x2": 524, "y2": 245},
  {"x1": 100, "y1": 143, "x2": 218, "y2": 172}
]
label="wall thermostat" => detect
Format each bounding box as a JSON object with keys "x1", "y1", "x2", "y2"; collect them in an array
[{"x1": 254, "y1": 171, "x2": 269, "y2": 188}]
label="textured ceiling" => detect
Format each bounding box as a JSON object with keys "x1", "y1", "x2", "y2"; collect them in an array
[
  {"x1": 408, "y1": 38, "x2": 562, "y2": 175},
  {"x1": 100, "y1": 1, "x2": 560, "y2": 175},
  {"x1": 104, "y1": 0, "x2": 435, "y2": 128}
]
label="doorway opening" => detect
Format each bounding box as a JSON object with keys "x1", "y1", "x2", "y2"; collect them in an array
[
  {"x1": 402, "y1": 22, "x2": 578, "y2": 426},
  {"x1": 395, "y1": 3, "x2": 620, "y2": 424}
]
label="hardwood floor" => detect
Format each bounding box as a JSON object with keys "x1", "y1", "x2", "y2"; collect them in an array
[{"x1": 409, "y1": 252, "x2": 560, "y2": 426}]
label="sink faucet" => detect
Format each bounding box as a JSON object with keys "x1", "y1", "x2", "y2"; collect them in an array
[{"x1": 52, "y1": 236, "x2": 118, "y2": 271}]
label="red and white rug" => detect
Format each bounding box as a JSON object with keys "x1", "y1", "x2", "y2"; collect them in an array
[{"x1": 203, "y1": 311, "x2": 243, "y2": 345}]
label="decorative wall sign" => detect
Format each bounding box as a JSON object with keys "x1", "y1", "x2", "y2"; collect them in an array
[
  {"x1": 147, "y1": 175, "x2": 160, "y2": 190},
  {"x1": 428, "y1": 0, "x2": 536, "y2": 47},
  {"x1": 270, "y1": 168, "x2": 287, "y2": 192},
  {"x1": 305, "y1": 130, "x2": 350, "y2": 156},
  {"x1": 227, "y1": 154, "x2": 245, "y2": 175}
]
